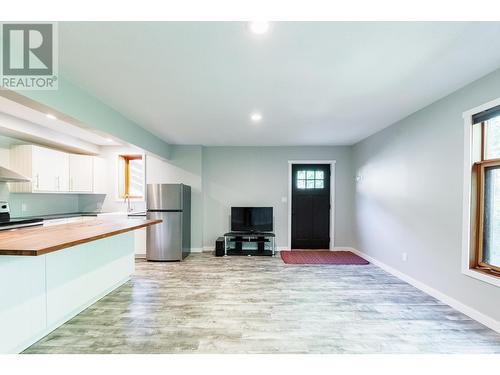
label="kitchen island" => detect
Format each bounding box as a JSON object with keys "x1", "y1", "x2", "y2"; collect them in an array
[{"x1": 0, "y1": 218, "x2": 161, "y2": 353}]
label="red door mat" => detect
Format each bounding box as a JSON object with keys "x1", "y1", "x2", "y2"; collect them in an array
[{"x1": 280, "y1": 250, "x2": 369, "y2": 265}]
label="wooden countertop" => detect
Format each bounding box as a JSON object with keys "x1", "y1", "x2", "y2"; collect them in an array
[{"x1": 0, "y1": 218, "x2": 161, "y2": 256}]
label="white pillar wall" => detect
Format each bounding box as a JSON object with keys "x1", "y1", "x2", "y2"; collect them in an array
[{"x1": 0, "y1": 232, "x2": 134, "y2": 353}]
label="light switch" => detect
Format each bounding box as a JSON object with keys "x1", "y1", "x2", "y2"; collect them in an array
[
  {"x1": 21, "y1": 203, "x2": 27, "y2": 212},
  {"x1": 281, "y1": 196, "x2": 287, "y2": 203}
]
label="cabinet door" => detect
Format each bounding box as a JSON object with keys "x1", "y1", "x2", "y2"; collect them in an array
[
  {"x1": 134, "y1": 228, "x2": 147, "y2": 256},
  {"x1": 32, "y1": 146, "x2": 58, "y2": 192},
  {"x1": 69, "y1": 154, "x2": 93, "y2": 192},
  {"x1": 92, "y1": 156, "x2": 107, "y2": 194},
  {"x1": 54, "y1": 150, "x2": 70, "y2": 192}
]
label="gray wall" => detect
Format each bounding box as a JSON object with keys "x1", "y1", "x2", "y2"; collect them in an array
[
  {"x1": 202, "y1": 146, "x2": 354, "y2": 249},
  {"x1": 353, "y1": 68, "x2": 500, "y2": 322}
]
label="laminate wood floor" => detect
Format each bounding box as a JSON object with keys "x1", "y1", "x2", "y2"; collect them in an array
[{"x1": 23, "y1": 252, "x2": 500, "y2": 354}]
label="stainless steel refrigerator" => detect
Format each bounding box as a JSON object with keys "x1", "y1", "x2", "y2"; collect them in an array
[{"x1": 146, "y1": 183, "x2": 191, "y2": 261}]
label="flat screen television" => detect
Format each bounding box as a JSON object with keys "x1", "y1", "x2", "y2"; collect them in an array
[{"x1": 231, "y1": 207, "x2": 273, "y2": 232}]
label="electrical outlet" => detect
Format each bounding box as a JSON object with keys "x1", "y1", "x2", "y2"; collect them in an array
[
  {"x1": 21, "y1": 203, "x2": 27, "y2": 212},
  {"x1": 402, "y1": 252, "x2": 408, "y2": 262}
]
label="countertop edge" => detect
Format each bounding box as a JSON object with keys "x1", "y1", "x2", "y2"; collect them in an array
[{"x1": 0, "y1": 219, "x2": 161, "y2": 256}]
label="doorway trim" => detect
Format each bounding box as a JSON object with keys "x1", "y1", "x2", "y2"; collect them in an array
[{"x1": 287, "y1": 160, "x2": 336, "y2": 250}]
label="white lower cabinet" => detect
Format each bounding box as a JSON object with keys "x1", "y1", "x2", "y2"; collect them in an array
[{"x1": 135, "y1": 228, "x2": 147, "y2": 256}]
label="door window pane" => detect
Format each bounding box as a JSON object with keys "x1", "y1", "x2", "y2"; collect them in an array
[
  {"x1": 482, "y1": 165, "x2": 500, "y2": 268},
  {"x1": 296, "y1": 169, "x2": 326, "y2": 190}
]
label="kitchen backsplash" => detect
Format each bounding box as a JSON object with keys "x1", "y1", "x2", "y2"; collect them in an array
[
  {"x1": 77, "y1": 194, "x2": 106, "y2": 213},
  {"x1": 8, "y1": 193, "x2": 79, "y2": 217}
]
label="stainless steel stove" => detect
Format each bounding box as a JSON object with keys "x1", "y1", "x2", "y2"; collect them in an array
[{"x1": 0, "y1": 201, "x2": 43, "y2": 231}]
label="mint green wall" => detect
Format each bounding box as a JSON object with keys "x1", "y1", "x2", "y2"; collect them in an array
[{"x1": 15, "y1": 76, "x2": 171, "y2": 160}]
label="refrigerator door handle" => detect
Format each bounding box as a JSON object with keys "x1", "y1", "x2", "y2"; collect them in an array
[{"x1": 148, "y1": 209, "x2": 182, "y2": 212}]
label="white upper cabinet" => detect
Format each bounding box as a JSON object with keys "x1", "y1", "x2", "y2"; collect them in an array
[
  {"x1": 11, "y1": 145, "x2": 69, "y2": 192},
  {"x1": 92, "y1": 156, "x2": 107, "y2": 194},
  {"x1": 69, "y1": 154, "x2": 93, "y2": 192},
  {"x1": 52, "y1": 149, "x2": 70, "y2": 192},
  {"x1": 9, "y1": 145, "x2": 100, "y2": 194},
  {"x1": 31, "y1": 146, "x2": 58, "y2": 192}
]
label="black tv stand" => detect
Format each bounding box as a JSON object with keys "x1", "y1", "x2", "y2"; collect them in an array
[{"x1": 223, "y1": 231, "x2": 276, "y2": 257}]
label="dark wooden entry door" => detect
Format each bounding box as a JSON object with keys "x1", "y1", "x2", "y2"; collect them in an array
[{"x1": 291, "y1": 164, "x2": 331, "y2": 249}]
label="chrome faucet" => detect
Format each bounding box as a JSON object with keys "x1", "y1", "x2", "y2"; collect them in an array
[{"x1": 124, "y1": 194, "x2": 132, "y2": 213}]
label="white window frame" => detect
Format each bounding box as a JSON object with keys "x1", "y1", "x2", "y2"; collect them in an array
[{"x1": 462, "y1": 97, "x2": 500, "y2": 288}]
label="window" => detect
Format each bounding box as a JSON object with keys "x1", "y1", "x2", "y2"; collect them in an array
[
  {"x1": 297, "y1": 169, "x2": 324, "y2": 189},
  {"x1": 118, "y1": 154, "x2": 144, "y2": 199},
  {"x1": 471, "y1": 106, "x2": 500, "y2": 275}
]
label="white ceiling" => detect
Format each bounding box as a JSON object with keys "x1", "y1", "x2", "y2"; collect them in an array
[{"x1": 59, "y1": 22, "x2": 500, "y2": 146}]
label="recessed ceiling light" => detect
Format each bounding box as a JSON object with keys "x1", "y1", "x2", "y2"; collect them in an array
[
  {"x1": 248, "y1": 21, "x2": 270, "y2": 35},
  {"x1": 105, "y1": 138, "x2": 114, "y2": 143},
  {"x1": 250, "y1": 112, "x2": 262, "y2": 122},
  {"x1": 46, "y1": 114, "x2": 57, "y2": 120}
]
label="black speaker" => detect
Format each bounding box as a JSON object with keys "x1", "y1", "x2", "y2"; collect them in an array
[{"x1": 215, "y1": 237, "x2": 225, "y2": 257}]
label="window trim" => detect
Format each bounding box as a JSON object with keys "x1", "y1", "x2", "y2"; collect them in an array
[
  {"x1": 116, "y1": 153, "x2": 145, "y2": 202},
  {"x1": 462, "y1": 98, "x2": 500, "y2": 288},
  {"x1": 121, "y1": 154, "x2": 143, "y2": 199},
  {"x1": 474, "y1": 159, "x2": 500, "y2": 274}
]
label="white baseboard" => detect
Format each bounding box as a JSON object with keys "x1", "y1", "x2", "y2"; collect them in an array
[
  {"x1": 202, "y1": 246, "x2": 213, "y2": 252},
  {"x1": 349, "y1": 248, "x2": 500, "y2": 333}
]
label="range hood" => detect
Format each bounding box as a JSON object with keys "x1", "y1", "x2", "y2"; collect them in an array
[{"x1": 0, "y1": 166, "x2": 30, "y2": 182}]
